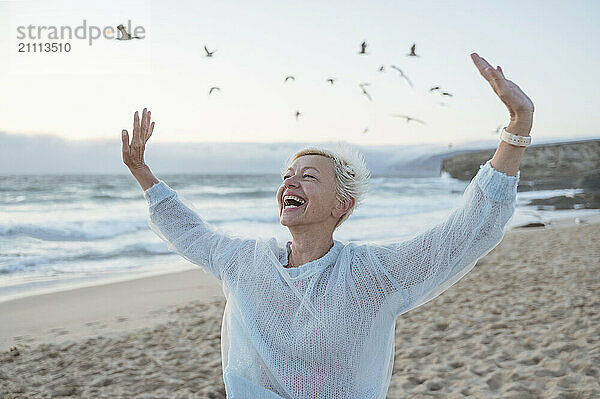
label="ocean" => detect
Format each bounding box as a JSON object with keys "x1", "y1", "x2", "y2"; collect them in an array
[{"x1": 1, "y1": 173, "x2": 597, "y2": 303}]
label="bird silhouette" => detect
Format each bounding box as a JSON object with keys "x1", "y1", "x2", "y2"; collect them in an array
[
  {"x1": 204, "y1": 45, "x2": 217, "y2": 57},
  {"x1": 359, "y1": 83, "x2": 372, "y2": 101},
  {"x1": 391, "y1": 114, "x2": 426, "y2": 125},
  {"x1": 378, "y1": 65, "x2": 385, "y2": 72},
  {"x1": 441, "y1": 92, "x2": 453, "y2": 97},
  {"x1": 116, "y1": 24, "x2": 140, "y2": 40},
  {"x1": 326, "y1": 78, "x2": 335, "y2": 85},
  {"x1": 295, "y1": 110, "x2": 302, "y2": 120},
  {"x1": 390, "y1": 65, "x2": 413, "y2": 88},
  {"x1": 209, "y1": 87, "x2": 220, "y2": 95},
  {"x1": 358, "y1": 41, "x2": 368, "y2": 55},
  {"x1": 407, "y1": 43, "x2": 419, "y2": 57},
  {"x1": 284, "y1": 76, "x2": 295, "y2": 83},
  {"x1": 429, "y1": 86, "x2": 441, "y2": 92}
]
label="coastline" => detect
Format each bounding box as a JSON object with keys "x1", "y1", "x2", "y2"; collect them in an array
[
  {"x1": 1, "y1": 214, "x2": 599, "y2": 351},
  {"x1": 0, "y1": 265, "x2": 223, "y2": 351},
  {"x1": 1, "y1": 214, "x2": 599, "y2": 397},
  {"x1": 2, "y1": 208, "x2": 598, "y2": 307}
]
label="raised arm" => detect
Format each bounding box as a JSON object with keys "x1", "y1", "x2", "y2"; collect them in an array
[
  {"x1": 144, "y1": 181, "x2": 252, "y2": 282},
  {"x1": 359, "y1": 53, "x2": 533, "y2": 316},
  {"x1": 121, "y1": 108, "x2": 251, "y2": 282},
  {"x1": 470, "y1": 53, "x2": 534, "y2": 176},
  {"x1": 363, "y1": 161, "x2": 519, "y2": 316}
]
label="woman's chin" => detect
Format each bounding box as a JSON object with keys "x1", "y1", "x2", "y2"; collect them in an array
[
  {"x1": 280, "y1": 214, "x2": 301, "y2": 226},
  {"x1": 281, "y1": 202, "x2": 315, "y2": 228},
  {"x1": 280, "y1": 217, "x2": 295, "y2": 226}
]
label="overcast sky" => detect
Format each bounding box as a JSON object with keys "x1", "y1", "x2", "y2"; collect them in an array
[{"x1": 0, "y1": 0, "x2": 598, "y2": 146}]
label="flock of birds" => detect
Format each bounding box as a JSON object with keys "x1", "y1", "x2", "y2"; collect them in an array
[
  {"x1": 199, "y1": 41, "x2": 453, "y2": 130},
  {"x1": 116, "y1": 25, "x2": 502, "y2": 142},
  {"x1": 195, "y1": 40, "x2": 464, "y2": 136}
]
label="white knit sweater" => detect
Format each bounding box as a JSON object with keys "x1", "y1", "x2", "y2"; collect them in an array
[{"x1": 144, "y1": 159, "x2": 519, "y2": 398}]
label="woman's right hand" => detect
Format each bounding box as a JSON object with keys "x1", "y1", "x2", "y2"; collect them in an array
[{"x1": 122, "y1": 108, "x2": 155, "y2": 172}]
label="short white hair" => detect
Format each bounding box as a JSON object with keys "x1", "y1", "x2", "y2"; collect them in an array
[{"x1": 281, "y1": 143, "x2": 371, "y2": 230}]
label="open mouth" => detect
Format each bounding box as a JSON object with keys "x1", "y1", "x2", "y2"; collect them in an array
[{"x1": 283, "y1": 195, "x2": 306, "y2": 212}]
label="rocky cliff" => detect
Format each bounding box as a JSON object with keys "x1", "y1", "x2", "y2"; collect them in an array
[{"x1": 441, "y1": 139, "x2": 600, "y2": 208}]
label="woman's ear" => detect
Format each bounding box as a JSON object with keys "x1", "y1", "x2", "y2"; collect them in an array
[{"x1": 333, "y1": 196, "x2": 355, "y2": 218}]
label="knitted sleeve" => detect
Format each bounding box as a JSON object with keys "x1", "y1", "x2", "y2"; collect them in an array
[
  {"x1": 362, "y1": 160, "x2": 519, "y2": 316},
  {"x1": 144, "y1": 180, "x2": 253, "y2": 282}
]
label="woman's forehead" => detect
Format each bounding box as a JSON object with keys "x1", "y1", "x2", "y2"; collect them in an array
[{"x1": 290, "y1": 154, "x2": 333, "y2": 171}]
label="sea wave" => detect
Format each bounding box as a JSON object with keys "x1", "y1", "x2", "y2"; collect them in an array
[
  {"x1": 0, "y1": 219, "x2": 147, "y2": 241},
  {"x1": 0, "y1": 242, "x2": 172, "y2": 275}
]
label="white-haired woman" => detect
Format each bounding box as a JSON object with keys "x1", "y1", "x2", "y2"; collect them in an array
[{"x1": 122, "y1": 53, "x2": 533, "y2": 398}]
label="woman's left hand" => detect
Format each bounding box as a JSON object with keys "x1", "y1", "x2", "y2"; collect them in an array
[{"x1": 471, "y1": 53, "x2": 534, "y2": 122}]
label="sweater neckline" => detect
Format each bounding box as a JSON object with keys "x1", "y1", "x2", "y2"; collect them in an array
[{"x1": 280, "y1": 240, "x2": 343, "y2": 279}]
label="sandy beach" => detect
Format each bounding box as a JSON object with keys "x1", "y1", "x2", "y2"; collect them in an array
[{"x1": 1, "y1": 216, "x2": 599, "y2": 398}]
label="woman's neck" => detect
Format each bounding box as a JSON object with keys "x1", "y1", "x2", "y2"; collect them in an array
[{"x1": 287, "y1": 238, "x2": 334, "y2": 268}]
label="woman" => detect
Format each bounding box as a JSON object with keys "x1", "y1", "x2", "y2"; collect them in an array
[{"x1": 121, "y1": 53, "x2": 533, "y2": 398}]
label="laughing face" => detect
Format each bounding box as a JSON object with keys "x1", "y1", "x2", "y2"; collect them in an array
[{"x1": 277, "y1": 154, "x2": 345, "y2": 230}]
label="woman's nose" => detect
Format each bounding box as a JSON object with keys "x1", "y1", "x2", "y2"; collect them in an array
[{"x1": 283, "y1": 176, "x2": 299, "y2": 187}]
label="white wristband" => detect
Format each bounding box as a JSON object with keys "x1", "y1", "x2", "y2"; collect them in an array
[{"x1": 500, "y1": 127, "x2": 531, "y2": 147}]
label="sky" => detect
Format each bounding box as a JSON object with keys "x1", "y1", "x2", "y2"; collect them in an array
[{"x1": 0, "y1": 0, "x2": 598, "y2": 146}]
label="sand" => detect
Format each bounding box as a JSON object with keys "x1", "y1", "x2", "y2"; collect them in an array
[{"x1": 1, "y1": 216, "x2": 599, "y2": 398}]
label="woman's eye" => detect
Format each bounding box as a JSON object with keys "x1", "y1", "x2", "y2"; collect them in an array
[{"x1": 282, "y1": 174, "x2": 314, "y2": 180}]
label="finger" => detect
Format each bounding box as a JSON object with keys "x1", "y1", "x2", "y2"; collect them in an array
[
  {"x1": 146, "y1": 111, "x2": 151, "y2": 138},
  {"x1": 141, "y1": 108, "x2": 148, "y2": 136},
  {"x1": 121, "y1": 129, "x2": 129, "y2": 149},
  {"x1": 497, "y1": 65, "x2": 505, "y2": 78},
  {"x1": 148, "y1": 121, "x2": 155, "y2": 141},
  {"x1": 121, "y1": 129, "x2": 130, "y2": 160},
  {"x1": 472, "y1": 56, "x2": 507, "y2": 94},
  {"x1": 471, "y1": 53, "x2": 500, "y2": 81},
  {"x1": 133, "y1": 111, "x2": 140, "y2": 143},
  {"x1": 470, "y1": 53, "x2": 492, "y2": 74}
]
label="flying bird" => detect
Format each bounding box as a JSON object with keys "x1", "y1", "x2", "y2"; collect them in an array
[
  {"x1": 359, "y1": 83, "x2": 372, "y2": 101},
  {"x1": 390, "y1": 65, "x2": 413, "y2": 88},
  {"x1": 116, "y1": 24, "x2": 141, "y2": 40},
  {"x1": 284, "y1": 76, "x2": 295, "y2": 83},
  {"x1": 391, "y1": 114, "x2": 426, "y2": 125},
  {"x1": 407, "y1": 43, "x2": 419, "y2": 57},
  {"x1": 209, "y1": 87, "x2": 220, "y2": 95},
  {"x1": 326, "y1": 78, "x2": 335, "y2": 85},
  {"x1": 358, "y1": 41, "x2": 368, "y2": 55},
  {"x1": 295, "y1": 110, "x2": 302, "y2": 120},
  {"x1": 429, "y1": 87, "x2": 453, "y2": 98},
  {"x1": 204, "y1": 45, "x2": 217, "y2": 57},
  {"x1": 378, "y1": 65, "x2": 385, "y2": 72}
]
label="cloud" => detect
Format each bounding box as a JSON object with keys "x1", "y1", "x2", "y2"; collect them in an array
[{"x1": 7, "y1": 131, "x2": 584, "y2": 176}]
